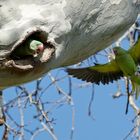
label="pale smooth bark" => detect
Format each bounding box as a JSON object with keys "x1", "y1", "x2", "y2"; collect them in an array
[{"x1": 0, "y1": 0, "x2": 139, "y2": 89}]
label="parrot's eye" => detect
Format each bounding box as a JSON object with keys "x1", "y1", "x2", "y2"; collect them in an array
[{"x1": 113, "y1": 49, "x2": 118, "y2": 55}]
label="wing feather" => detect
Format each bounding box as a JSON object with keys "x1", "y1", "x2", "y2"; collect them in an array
[
  {"x1": 128, "y1": 37, "x2": 140, "y2": 64},
  {"x1": 66, "y1": 60, "x2": 123, "y2": 85}
]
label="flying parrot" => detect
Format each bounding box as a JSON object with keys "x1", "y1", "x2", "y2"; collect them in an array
[
  {"x1": 12, "y1": 39, "x2": 44, "y2": 58},
  {"x1": 66, "y1": 37, "x2": 140, "y2": 98}
]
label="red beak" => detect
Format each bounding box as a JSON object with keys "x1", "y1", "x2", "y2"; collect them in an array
[{"x1": 37, "y1": 44, "x2": 44, "y2": 54}]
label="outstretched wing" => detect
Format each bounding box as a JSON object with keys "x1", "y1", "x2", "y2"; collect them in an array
[
  {"x1": 128, "y1": 37, "x2": 140, "y2": 64},
  {"x1": 66, "y1": 60, "x2": 123, "y2": 85}
]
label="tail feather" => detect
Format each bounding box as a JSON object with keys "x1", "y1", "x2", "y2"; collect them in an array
[{"x1": 131, "y1": 75, "x2": 140, "y2": 99}]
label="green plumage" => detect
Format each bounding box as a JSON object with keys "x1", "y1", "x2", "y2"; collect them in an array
[
  {"x1": 66, "y1": 37, "x2": 140, "y2": 98},
  {"x1": 114, "y1": 47, "x2": 137, "y2": 76}
]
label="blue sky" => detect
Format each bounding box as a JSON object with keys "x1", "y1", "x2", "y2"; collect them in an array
[{"x1": 0, "y1": 38, "x2": 138, "y2": 140}]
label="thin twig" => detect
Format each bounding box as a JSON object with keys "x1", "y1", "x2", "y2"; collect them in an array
[
  {"x1": 68, "y1": 77, "x2": 72, "y2": 96},
  {"x1": 69, "y1": 96, "x2": 75, "y2": 140},
  {"x1": 17, "y1": 92, "x2": 25, "y2": 140},
  {"x1": 30, "y1": 128, "x2": 45, "y2": 140},
  {"x1": 2, "y1": 124, "x2": 9, "y2": 140},
  {"x1": 88, "y1": 84, "x2": 95, "y2": 120},
  {"x1": 123, "y1": 126, "x2": 137, "y2": 140},
  {"x1": 41, "y1": 122, "x2": 58, "y2": 140},
  {"x1": 0, "y1": 90, "x2": 5, "y2": 125}
]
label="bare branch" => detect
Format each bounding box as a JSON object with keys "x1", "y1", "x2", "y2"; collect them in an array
[
  {"x1": 17, "y1": 90, "x2": 25, "y2": 140},
  {"x1": 88, "y1": 85, "x2": 95, "y2": 120}
]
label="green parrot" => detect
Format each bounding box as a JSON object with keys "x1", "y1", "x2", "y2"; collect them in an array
[
  {"x1": 66, "y1": 37, "x2": 140, "y2": 98},
  {"x1": 12, "y1": 39, "x2": 44, "y2": 58}
]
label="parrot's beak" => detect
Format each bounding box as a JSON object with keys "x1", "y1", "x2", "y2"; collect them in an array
[
  {"x1": 37, "y1": 44, "x2": 44, "y2": 53},
  {"x1": 34, "y1": 44, "x2": 45, "y2": 57}
]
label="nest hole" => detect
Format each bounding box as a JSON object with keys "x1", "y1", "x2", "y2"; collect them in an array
[{"x1": 9, "y1": 30, "x2": 48, "y2": 60}]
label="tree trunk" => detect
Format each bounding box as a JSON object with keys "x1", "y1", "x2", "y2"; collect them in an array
[{"x1": 0, "y1": 0, "x2": 139, "y2": 89}]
